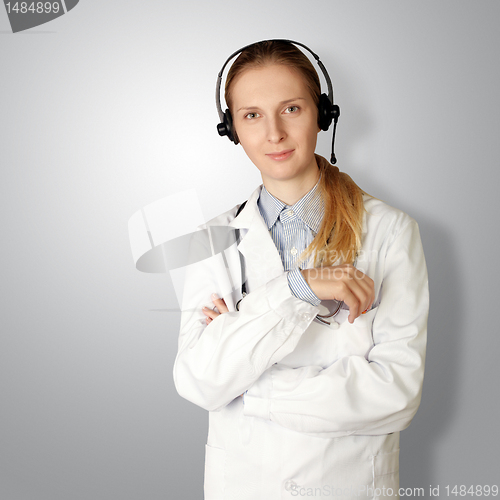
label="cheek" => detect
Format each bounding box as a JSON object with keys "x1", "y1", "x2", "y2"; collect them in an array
[
  {"x1": 237, "y1": 129, "x2": 260, "y2": 153},
  {"x1": 238, "y1": 138, "x2": 259, "y2": 163},
  {"x1": 311, "y1": 129, "x2": 320, "y2": 147},
  {"x1": 299, "y1": 126, "x2": 319, "y2": 151},
  {"x1": 310, "y1": 119, "x2": 321, "y2": 144}
]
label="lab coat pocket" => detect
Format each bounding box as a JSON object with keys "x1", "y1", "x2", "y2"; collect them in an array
[
  {"x1": 204, "y1": 444, "x2": 226, "y2": 500},
  {"x1": 372, "y1": 448, "x2": 400, "y2": 499}
]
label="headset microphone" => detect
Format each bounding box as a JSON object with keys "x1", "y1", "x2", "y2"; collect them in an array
[
  {"x1": 330, "y1": 106, "x2": 340, "y2": 164},
  {"x1": 216, "y1": 39, "x2": 340, "y2": 164}
]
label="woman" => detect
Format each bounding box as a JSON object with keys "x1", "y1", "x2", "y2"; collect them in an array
[{"x1": 173, "y1": 40, "x2": 428, "y2": 499}]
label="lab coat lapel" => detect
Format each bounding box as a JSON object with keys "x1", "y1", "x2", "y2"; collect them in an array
[{"x1": 229, "y1": 186, "x2": 284, "y2": 292}]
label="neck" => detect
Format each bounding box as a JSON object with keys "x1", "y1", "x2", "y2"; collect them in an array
[{"x1": 262, "y1": 161, "x2": 320, "y2": 205}]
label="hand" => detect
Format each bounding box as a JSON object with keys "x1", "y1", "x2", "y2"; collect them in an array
[
  {"x1": 202, "y1": 293, "x2": 228, "y2": 325},
  {"x1": 301, "y1": 264, "x2": 375, "y2": 324}
]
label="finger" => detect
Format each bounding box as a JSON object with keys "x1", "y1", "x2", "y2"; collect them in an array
[
  {"x1": 339, "y1": 267, "x2": 374, "y2": 314},
  {"x1": 329, "y1": 281, "x2": 360, "y2": 324},
  {"x1": 334, "y1": 280, "x2": 369, "y2": 323},
  {"x1": 351, "y1": 280, "x2": 375, "y2": 318},
  {"x1": 211, "y1": 293, "x2": 229, "y2": 313},
  {"x1": 202, "y1": 306, "x2": 220, "y2": 320},
  {"x1": 361, "y1": 277, "x2": 375, "y2": 311},
  {"x1": 353, "y1": 276, "x2": 375, "y2": 313},
  {"x1": 343, "y1": 292, "x2": 360, "y2": 324}
]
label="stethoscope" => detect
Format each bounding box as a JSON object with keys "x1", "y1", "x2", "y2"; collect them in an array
[{"x1": 313, "y1": 299, "x2": 344, "y2": 326}]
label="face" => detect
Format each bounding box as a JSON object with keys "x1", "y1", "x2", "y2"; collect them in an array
[{"x1": 230, "y1": 64, "x2": 320, "y2": 191}]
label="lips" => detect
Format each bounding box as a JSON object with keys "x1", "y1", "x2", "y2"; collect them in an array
[{"x1": 265, "y1": 149, "x2": 295, "y2": 161}]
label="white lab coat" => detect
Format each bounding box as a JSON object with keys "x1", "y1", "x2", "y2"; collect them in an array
[{"x1": 173, "y1": 184, "x2": 428, "y2": 499}]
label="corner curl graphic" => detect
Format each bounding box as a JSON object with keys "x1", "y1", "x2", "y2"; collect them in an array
[
  {"x1": 128, "y1": 189, "x2": 244, "y2": 311},
  {"x1": 3, "y1": 0, "x2": 79, "y2": 33}
]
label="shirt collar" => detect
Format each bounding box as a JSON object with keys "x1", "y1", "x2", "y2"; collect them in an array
[{"x1": 257, "y1": 175, "x2": 324, "y2": 233}]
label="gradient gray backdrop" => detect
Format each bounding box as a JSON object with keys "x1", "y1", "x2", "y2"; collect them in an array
[{"x1": 1, "y1": 1, "x2": 499, "y2": 499}]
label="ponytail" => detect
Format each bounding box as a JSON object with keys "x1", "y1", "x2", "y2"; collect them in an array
[{"x1": 300, "y1": 155, "x2": 366, "y2": 267}]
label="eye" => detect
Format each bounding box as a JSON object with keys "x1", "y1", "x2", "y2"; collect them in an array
[
  {"x1": 244, "y1": 112, "x2": 260, "y2": 120},
  {"x1": 284, "y1": 106, "x2": 299, "y2": 114}
]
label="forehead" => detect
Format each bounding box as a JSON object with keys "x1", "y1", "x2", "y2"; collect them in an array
[{"x1": 230, "y1": 64, "x2": 311, "y2": 106}]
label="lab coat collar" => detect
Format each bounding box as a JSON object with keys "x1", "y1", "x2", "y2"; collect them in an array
[
  {"x1": 228, "y1": 185, "x2": 263, "y2": 230},
  {"x1": 228, "y1": 185, "x2": 285, "y2": 290}
]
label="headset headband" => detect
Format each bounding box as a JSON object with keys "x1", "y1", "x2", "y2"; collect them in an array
[{"x1": 216, "y1": 39, "x2": 334, "y2": 122}]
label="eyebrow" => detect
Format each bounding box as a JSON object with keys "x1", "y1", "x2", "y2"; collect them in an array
[{"x1": 236, "y1": 97, "x2": 306, "y2": 113}]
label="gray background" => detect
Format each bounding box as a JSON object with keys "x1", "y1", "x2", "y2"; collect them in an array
[{"x1": 1, "y1": 1, "x2": 499, "y2": 498}]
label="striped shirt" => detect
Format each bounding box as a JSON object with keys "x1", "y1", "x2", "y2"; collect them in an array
[{"x1": 257, "y1": 180, "x2": 323, "y2": 307}]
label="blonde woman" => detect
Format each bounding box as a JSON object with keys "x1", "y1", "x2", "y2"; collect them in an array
[{"x1": 174, "y1": 40, "x2": 428, "y2": 499}]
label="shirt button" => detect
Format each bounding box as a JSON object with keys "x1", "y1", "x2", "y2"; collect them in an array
[
  {"x1": 300, "y1": 313, "x2": 311, "y2": 322},
  {"x1": 287, "y1": 210, "x2": 294, "y2": 216},
  {"x1": 290, "y1": 247, "x2": 298, "y2": 256}
]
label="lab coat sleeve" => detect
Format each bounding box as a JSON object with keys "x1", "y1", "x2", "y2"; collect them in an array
[
  {"x1": 243, "y1": 219, "x2": 429, "y2": 437},
  {"x1": 173, "y1": 228, "x2": 321, "y2": 412}
]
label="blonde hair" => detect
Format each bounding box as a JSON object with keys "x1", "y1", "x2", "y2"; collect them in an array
[{"x1": 226, "y1": 40, "x2": 365, "y2": 266}]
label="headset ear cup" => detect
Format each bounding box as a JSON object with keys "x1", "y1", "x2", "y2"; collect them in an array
[
  {"x1": 217, "y1": 109, "x2": 238, "y2": 144},
  {"x1": 317, "y1": 93, "x2": 334, "y2": 131},
  {"x1": 225, "y1": 110, "x2": 239, "y2": 144}
]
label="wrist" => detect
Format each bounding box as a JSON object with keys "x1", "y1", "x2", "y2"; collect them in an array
[
  {"x1": 300, "y1": 268, "x2": 309, "y2": 284},
  {"x1": 301, "y1": 268, "x2": 320, "y2": 298},
  {"x1": 288, "y1": 269, "x2": 321, "y2": 306}
]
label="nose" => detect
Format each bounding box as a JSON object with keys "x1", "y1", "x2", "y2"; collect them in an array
[{"x1": 267, "y1": 116, "x2": 287, "y2": 144}]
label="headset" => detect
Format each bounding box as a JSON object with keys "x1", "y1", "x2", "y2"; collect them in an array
[{"x1": 215, "y1": 39, "x2": 341, "y2": 164}]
